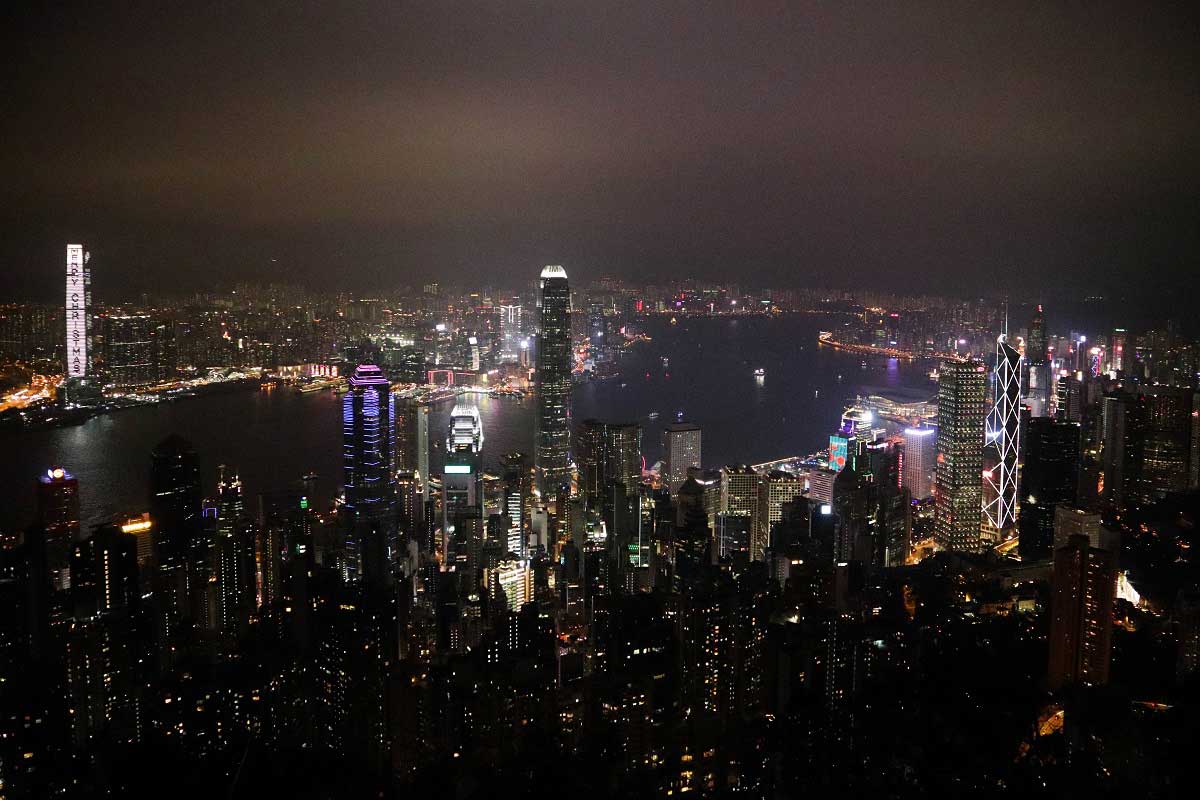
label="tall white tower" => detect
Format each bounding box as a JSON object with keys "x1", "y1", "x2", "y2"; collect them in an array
[
  {"x1": 984, "y1": 334, "x2": 1023, "y2": 532},
  {"x1": 65, "y1": 244, "x2": 90, "y2": 378}
]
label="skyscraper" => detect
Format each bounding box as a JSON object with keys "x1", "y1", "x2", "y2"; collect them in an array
[
  {"x1": 535, "y1": 265, "x2": 572, "y2": 496},
  {"x1": 983, "y1": 334, "x2": 1022, "y2": 532},
  {"x1": 1048, "y1": 526, "x2": 1118, "y2": 689},
  {"x1": 150, "y1": 435, "x2": 202, "y2": 623},
  {"x1": 663, "y1": 421, "x2": 702, "y2": 491},
  {"x1": 934, "y1": 360, "x2": 986, "y2": 553},
  {"x1": 576, "y1": 419, "x2": 643, "y2": 512},
  {"x1": 1025, "y1": 304, "x2": 1050, "y2": 416},
  {"x1": 342, "y1": 364, "x2": 397, "y2": 586},
  {"x1": 498, "y1": 303, "x2": 524, "y2": 363},
  {"x1": 64, "y1": 244, "x2": 91, "y2": 379},
  {"x1": 1018, "y1": 418, "x2": 1081, "y2": 560},
  {"x1": 36, "y1": 467, "x2": 80, "y2": 591},
  {"x1": 443, "y1": 401, "x2": 484, "y2": 534},
  {"x1": 901, "y1": 427, "x2": 935, "y2": 501}
]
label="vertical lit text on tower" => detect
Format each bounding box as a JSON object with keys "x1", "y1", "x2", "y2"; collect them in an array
[{"x1": 65, "y1": 244, "x2": 88, "y2": 378}]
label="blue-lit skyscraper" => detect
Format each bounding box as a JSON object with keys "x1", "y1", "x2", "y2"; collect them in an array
[{"x1": 343, "y1": 364, "x2": 397, "y2": 587}]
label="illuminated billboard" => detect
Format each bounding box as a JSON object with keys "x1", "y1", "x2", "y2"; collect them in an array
[{"x1": 65, "y1": 244, "x2": 88, "y2": 378}]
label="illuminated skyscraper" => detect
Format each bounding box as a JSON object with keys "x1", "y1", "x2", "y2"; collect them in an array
[
  {"x1": 498, "y1": 303, "x2": 524, "y2": 363},
  {"x1": 983, "y1": 334, "x2": 1022, "y2": 532},
  {"x1": 535, "y1": 265, "x2": 572, "y2": 495},
  {"x1": 901, "y1": 427, "x2": 935, "y2": 501},
  {"x1": 342, "y1": 364, "x2": 397, "y2": 586},
  {"x1": 662, "y1": 421, "x2": 702, "y2": 491},
  {"x1": 1110, "y1": 328, "x2": 1127, "y2": 373},
  {"x1": 934, "y1": 360, "x2": 986, "y2": 553},
  {"x1": 61, "y1": 244, "x2": 102, "y2": 407},
  {"x1": 36, "y1": 467, "x2": 80, "y2": 592},
  {"x1": 64, "y1": 244, "x2": 91, "y2": 379},
  {"x1": 443, "y1": 401, "x2": 484, "y2": 534}
]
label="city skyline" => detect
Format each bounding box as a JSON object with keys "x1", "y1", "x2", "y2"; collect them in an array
[{"x1": 3, "y1": 5, "x2": 1200, "y2": 797}]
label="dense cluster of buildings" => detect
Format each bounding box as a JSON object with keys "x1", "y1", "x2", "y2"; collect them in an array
[{"x1": 2, "y1": 257, "x2": 1200, "y2": 797}]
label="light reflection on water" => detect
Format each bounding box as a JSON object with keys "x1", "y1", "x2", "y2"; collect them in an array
[{"x1": 1, "y1": 316, "x2": 933, "y2": 532}]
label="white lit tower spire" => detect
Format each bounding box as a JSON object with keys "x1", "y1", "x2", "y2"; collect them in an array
[{"x1": 983, "y1": 332, "x2": 1022, "y2": 532}]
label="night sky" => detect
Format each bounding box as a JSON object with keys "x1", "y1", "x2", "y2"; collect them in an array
[{"x1": 3, "y1": 1, "x2": 1198, "y2": 301}]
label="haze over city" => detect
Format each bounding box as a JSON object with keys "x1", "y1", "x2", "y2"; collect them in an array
[{"x1": 3, "y1": 2, "x2": 1198, "y2": 301}]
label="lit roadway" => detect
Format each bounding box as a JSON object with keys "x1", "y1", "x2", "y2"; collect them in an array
[{"x1": 0, "y1": 373, "x2": 58, "y2": 411}]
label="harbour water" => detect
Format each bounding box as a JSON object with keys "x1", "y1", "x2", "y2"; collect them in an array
[{"x1": 1, "y1": 316, "x2": 935, "y2": 533}]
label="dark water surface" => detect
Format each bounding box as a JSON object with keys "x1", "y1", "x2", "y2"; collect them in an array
[{"x1": 1, "y1": 316, "x2": 934, "y2": 532}]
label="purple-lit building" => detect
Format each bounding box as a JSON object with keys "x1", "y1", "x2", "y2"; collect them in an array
[
  {"x1": 37, "y1": 466, "x2": 80, "y2": 591},
  {"x1": 343, "y1": 364, "x2": 397, "y2": 586}
]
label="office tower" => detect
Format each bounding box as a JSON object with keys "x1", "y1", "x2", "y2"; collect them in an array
[
  {"x1": 807, "y1": 468, "x2": 837, "y2": 505},
  {"x1": 535, "y1": 264, "x2": 573, "y2": 495},
  {"x1": 491, "y1": 555, "x2": 532, "y2": 611},
  {"x1": 662, "y1": 421, "x2": 702, "y2": 491},
  {"x1": 934, "y1": 360, "x2": 986, "y2": 553},
  {"x1": 984, "y1": 335, "x2": 1022, "y2": 533},
  {"x1": 1055, "y1": 373, "x2": 1084, "y2": 422},
  {"x1": 500, "y1": 452, "x2": 528, "y2": 556},
  {"x1": 102, "y1": 314, "x2": 157, "y2": 389},
  {"x1": 62, "y1": 244, "x2": 101, "y2": 407},
  {"x1": 902, "y1": 427, "x2": 935, "y2": 500},
  {"x1": 498, "y1": 304, "x2": 523, "y2": 362},
  {"x1": 1047, "y1": 525, "x2": 1118, "y2": 689},
  {"x1": 1025, "y1": 304, "x2": 1050, "y2": 416},
  {"x1": 416, "y1": 403, "x2": 431, "y2": 504},
  {"x1": 1018, "y1": 419, "x2": 1081, "y2": 560},
  {"x1": 1026, "y1": 305, "x2": 1046, "y2": 366},
  {"x1": 576, "y1": 419, "x2": 643, "y2": 512},
  {"x1": 756, "y1": 471, "x2": 803, "y2": 561},
  {"x1": 36, "y1": 467, "x2": 80, "y2": 591},
  {"x1": 1110, "y1": 328, "x2": 1127, "y2": 373},
  {"x1": 150, "y1": 435, "x2": 202, "y2": 621},
  {"x1": 64, "y1": 244, "x2": 91, "y2": 379},
  {"x1": 1103, "y1": 388, "x2": 1199, "y2": 508},
  {"x1": 443, "y1": 402, "x2": 484, "y2": 538},
  {"x1": 829, "y1": 434, "x2": 851, "y2": 473},
  {"x1": 342, "y1": 364, "x2": 397, "y2": 587},
  {"x1": 395, "y1": 398, "x2": 417, "y2": 473}
]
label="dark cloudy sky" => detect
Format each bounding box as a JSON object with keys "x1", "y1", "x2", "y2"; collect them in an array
[{"x1": 2, "y1": 1, "x2": 1197, "y2": 301}]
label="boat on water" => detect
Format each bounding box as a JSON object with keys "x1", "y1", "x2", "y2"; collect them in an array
[
  {"x1": 648, "y1": 411, "x2": 660, "y2": 420},
  {"x1": 754, "y1": 368, "x2": 765, "y2": 377}
]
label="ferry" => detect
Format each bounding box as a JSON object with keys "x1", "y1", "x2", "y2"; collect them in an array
[
  {"x1": 648, "y1": 411, "x2": 660, "y2": 420},
  {"x1": 753, "y1": 368, "x2": 765, "y2": 377}
]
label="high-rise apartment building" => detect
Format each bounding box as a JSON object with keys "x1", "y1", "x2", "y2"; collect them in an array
[
  {"x1": 934, "y1": 360, "x2": 986, "y2": 553},
  {"x1": 1048, "y1": 524, "x2": 1118, "y2": 689},
  {"x1": 102, "y1": 314, "x2": 157, "y2": 389},
  {"x1": 535, "y1": 265, "x2": 572, "y2": 495}
]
